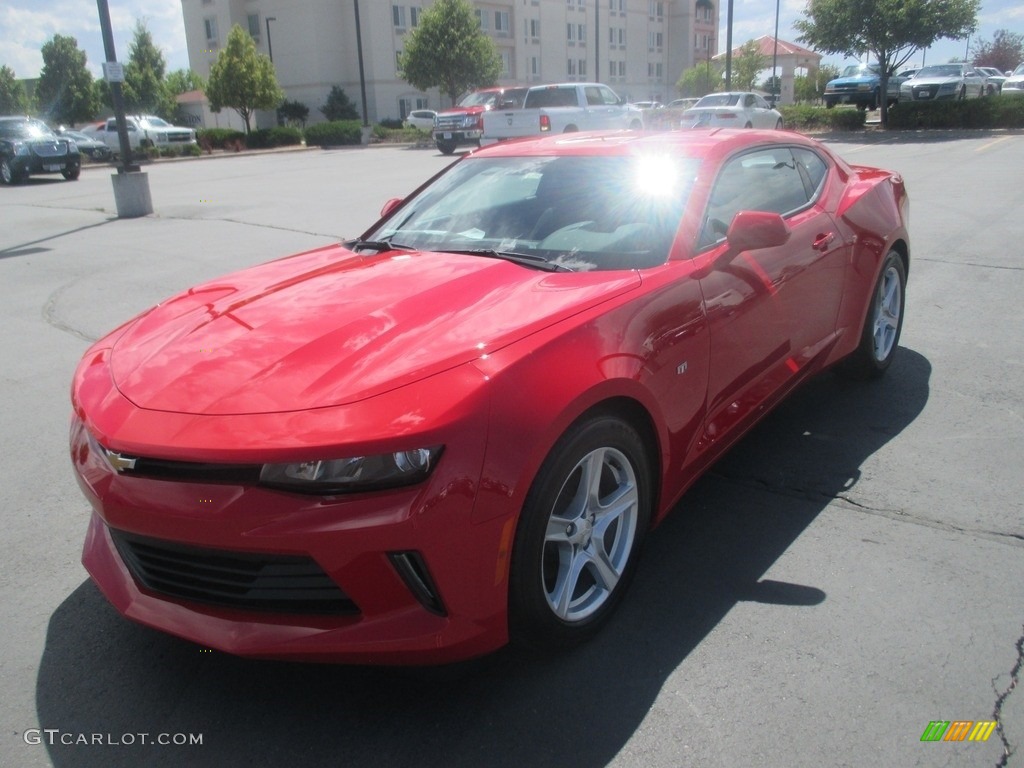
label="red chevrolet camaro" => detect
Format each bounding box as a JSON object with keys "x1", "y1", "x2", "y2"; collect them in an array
[{"x1": 71, "y1": 130, "x2": 909, "y2": 664}]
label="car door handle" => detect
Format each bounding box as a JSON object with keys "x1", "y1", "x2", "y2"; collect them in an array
[{"x1": 813, "y1": 232, "x2": 835, "y2": 251}]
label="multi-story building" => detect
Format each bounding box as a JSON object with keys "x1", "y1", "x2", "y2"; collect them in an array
[{"x1": 180, "y1": 0, "x2": 719, "y2": 128}]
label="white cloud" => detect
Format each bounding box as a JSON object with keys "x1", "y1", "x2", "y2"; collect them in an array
[{"x1": 0, "y1": 0, "x2": 188, "y2": 79}]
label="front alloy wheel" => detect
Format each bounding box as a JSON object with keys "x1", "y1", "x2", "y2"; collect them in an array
[
  {"x1": 510, "y1": 416, "x2": 651, "y2": 649},
  {"x1": 0, "y1": 158, "x2": 18, "y2": 185}
]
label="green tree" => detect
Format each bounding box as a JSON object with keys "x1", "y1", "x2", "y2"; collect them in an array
[
  {"x1": 0, "y1": 65, "x2": 30, "y2": 113},
  {"x1": 971, "y1": 29, "x2": 1024, "y2": 74},
  {"x1": 796, "y1": 0, "x2": 980, "y2": 126},
  {"x1": 398, "y1": 0, "x2": 502, "y2": 107},
  {"x1": 794, "y1": 64, "x2": 840, "y2": 103},
  {"x1": 36, "y1": 34, "x2": 97, "y2": 125},
  {"x1": 319, "y1": 86, "x2": 359, "y2": 121},
  {"x1": 676, "y1": 62, "x2": 723, "y2": 97},
  {"x1": 165, "y1": 68, "x2": 207, "y2": 96},
  {"x1": 206, "y1": 24, "x2": 283, "y2": 133},
  {"x1": 733, "y1": 40, "x2": 769, "y2": 92},
  {"x1": 123, "y1": 21, "x2": 174, "y2": 117},
  {"x1": 278, "y1": 99, "x2": 310, "y2": 128}
]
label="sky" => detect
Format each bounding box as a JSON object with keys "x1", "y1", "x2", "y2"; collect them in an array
[{"x1": 1, "y1": 0, "x2": 1022, "y2": 82}]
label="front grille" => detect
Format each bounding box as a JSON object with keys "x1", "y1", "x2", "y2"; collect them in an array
[
  {"x1": 913, "y1": 84, "x2": 939, "y2": 99},
  {"x1": 111, "y1": 529, "x2": 358, "y2": 615},
  {"x1": 435, "y1": 116, "x2": 473, "y2": 131},
  {"x1": 31, "y1": 141, "x2": 67, "y2": 158},
  {"x1": 125, "y1": 455, "x2": 261, "y2": 484}
]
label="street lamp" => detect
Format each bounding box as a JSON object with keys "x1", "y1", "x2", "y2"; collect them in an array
[{"x1": 265, "y1": 16, "x2": 277, "y2": 63}]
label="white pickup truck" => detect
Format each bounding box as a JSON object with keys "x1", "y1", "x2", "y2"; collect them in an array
[
  {"x1": 481, "y1": 83, "x2": 643, "y2": 144},
  {"x1": 92, "y1": 115, "x2": 197, "y2": 155}
]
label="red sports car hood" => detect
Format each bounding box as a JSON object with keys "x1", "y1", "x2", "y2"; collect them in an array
[{"x1": 110, "y1": 245, "x2": 640, "y2": 415}]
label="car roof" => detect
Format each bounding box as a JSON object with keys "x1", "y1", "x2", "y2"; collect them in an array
[{"x1": 472, "y1": 129, "x2": 829, "y2": 166}]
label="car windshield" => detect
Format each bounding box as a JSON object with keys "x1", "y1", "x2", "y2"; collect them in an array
[
  {"x1": 0, "y1": 119, "x2": 56, "y2": 140},
  {"x1": 1014, "y1": 63, "x2": 1024, "y2": 75},
  {"x1": 458, "y1": 91, "x2": 499, "y2": 108},
  {"x1": 365, "y1": 153, "x2": 698, "y2": 271},
  {"x1": 139, "y1": 116, "x2": 171, "y2": 128},
  {"x1": 694, "y1": 93, "x2": 741, "y2": 107},
  {"x1": 841, "y1": 64, "x2": 879, "y2": 76},
  {"x1": 917, "y1": 65, "x2": 964, "y2": 77}
]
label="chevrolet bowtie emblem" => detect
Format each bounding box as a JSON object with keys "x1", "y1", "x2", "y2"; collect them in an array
[{"x1": 103, "y1": 448, "x2": 138, "y2": 472}]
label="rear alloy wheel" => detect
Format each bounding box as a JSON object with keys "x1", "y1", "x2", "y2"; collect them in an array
[
  {"x1": 62, "y1": 167, "x2": 80, "y2": 181},
  {"x1": 839, "y1": 250, "x2": 906, "y2": 379},
  {"x1": 510, "y1": 415, "x2": 651, "y2": 650}
]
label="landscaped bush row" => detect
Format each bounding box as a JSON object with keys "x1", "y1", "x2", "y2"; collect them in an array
[
  {"x1": 243, "y1": 126, "x2": 304, "y2": 148},
  {"x1": 884, "y1": 97, "x2": 1024, "y2": 129},
  {"x1": 303, "y1": 120, "x2": 364, "y2": 147},
  {"x1": 779, "y1": 105, "x2": 867, "y2": 131},
  {"x1": 196, "y1": 128, "x2": 247, "y2": 148}
]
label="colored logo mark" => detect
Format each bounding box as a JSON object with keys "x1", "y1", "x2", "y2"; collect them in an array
[{"x1": 920, "y1": 720, "x2": 997, "y2": 742}]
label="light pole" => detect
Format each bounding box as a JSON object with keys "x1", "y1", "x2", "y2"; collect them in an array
[
  {"x1": 725, "y1": 0, "x2": 734, "y2": 89},
  {"x1": 353, "y1": 0, "x2": 369, "y2": 128},
  {"x1": 265, "y1": 16, "x2": 277, "y2": 63},
  {"x1": 771, "y1": 0, "x2": 780, "y2": 105}
]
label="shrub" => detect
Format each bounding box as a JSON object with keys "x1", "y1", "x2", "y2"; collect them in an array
[
  {"x1": 159, "y1": 146, "x2": 178, "y2": 158},
  {"x1": 244, "y1": 126, "x2": 304, "y2": 149},
  {"x1": 304, "y1": 120, "x2": 363, "y2": 147},
  {"x1": 829, "y1": 109, "x2": 866, "y2": 131},
  {"x1": 320, "y1": 86, "x2": 360, "y2": 121},
  {"x1": 378, "y1": 117, "x2": 404, "y2": 129},
  {"x1": 184, "y1": 143, "x2": 202, "y2": 157},
  {"x1": 886, "y1": 98, "x2": 1024, "y2": 130},
  {"x1": 196, "y1": 128, "x2": 246, "y2": 148}
]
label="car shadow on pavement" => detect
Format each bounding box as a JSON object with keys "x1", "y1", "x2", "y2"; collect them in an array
[{"x1": 35, "y1": 348, "x2": 931, "y2": 768}]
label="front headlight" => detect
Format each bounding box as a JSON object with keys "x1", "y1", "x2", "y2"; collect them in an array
[
  {"x1": 259, "y1": 446, "x2": 443, "y2": 494},
  {"x1": 13, "y1": 141, "x2": 29, "y2": 156},
  {"x1": 938, "y1": 82, "x2": 956, "y2": 92}
]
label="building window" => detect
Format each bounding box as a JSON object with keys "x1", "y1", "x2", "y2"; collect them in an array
[
  {"x1": 500, "y1": 50, "x2": 512, "y2": 77},
  {"x1": 567, "y1": 23, "x2": 575, "y2": 43},
  {"x1": 649, "y1": 1, "x2": 664, "y2": 18},
  {"x1": 529, "y1": 19, "x2": 540, "y2": 40},
  {"x1": 618, "y1": 61, "x2": 626, "y2": 77},
  {"x1": 577, "y1": 24, "x2": 586, "y2": 46},
  {"x1": 410, "y1": 6, "x2": 421, "y2": 26},
  {"x1": 475, "y1": 9, "x2": 489, "y2": 31},
  {"x1": 393, "y1": 5, "x2": 406, "y2": 29},
  {"x1": 530, "y1": 56, "x2": 540, "y2": 77},
  {"x1": 495, "y1": 11, "x2": 510, "y2": 36},
  {"x1": 579, "y1": 59, "x2": 586, "y2": 77},
  {"x1": 568, "y1": 59, "x2": 577, "y2": 77},
  {"x1": 247, "y1": 13, "x2": 260, "y2": 39},
  {"x1": 203, "y1": 16, "x2": 218, "y2": 44},
  {"x1": 649, "y1": 31, "x2": 663, "y2": 50}
]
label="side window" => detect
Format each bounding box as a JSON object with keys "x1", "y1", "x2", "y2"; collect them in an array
[
  {"x1": 744, "y1": 94, "x2": 755, "y2": 108},
  {"x1": 599, "y1": 86, "x2": 620, "y2": 105},
  {"x1": 699, "y1": 148, "x2": 812, "y2": 249},
  {"x1": 792, "y1": 148, "x2": 828, "y2": 201},
  {"x1": 585, "y1": 86, "x2": 604, "y2": 105}
]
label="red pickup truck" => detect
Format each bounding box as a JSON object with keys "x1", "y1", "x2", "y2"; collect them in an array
[{"x1": 432, "y1": 86, "x2": 527, "y2": 155}]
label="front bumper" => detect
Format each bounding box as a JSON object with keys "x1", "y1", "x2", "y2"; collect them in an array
[
  {"x1": 432, "y1": 129, "x2": 482, "y2": 145},
  {"x1": 70, "y1": 364, "x2": 513, "y2": 664}
]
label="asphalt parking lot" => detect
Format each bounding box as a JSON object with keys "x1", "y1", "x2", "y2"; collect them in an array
[{"x1": 1, "y1": 133, "x2": 1022, "y2": 768}]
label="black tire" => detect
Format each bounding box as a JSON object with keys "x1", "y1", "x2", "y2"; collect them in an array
[
  {"x1": 563, "y1": 125, "x2": 579, "y2": 133},
  {"x1": 744, "y1": 122, "x2": 753, "y2": 128},
  {"x1": 62, "y1": 167, "x2": 80, "y2": 181},
  {"x1": 628, "y1": 119, "x2": 643, "y2": 130},
  {"x1": 435, "y1": 139, "x2": 457, "y2": 155},
  {"x1": 838, "y1": 250, "x2": 906, "y2": 380},
  {"x1": 1, "y1": 157, "x2": 21, "y2": 185},
  {"x1": 825, "y1": 100, "x2": 836, "y2": 109},
  {"x1": 774, "y1": 118, "x2": 784, "y2": 130},
  {"x1": 958, "y1": 86, "x2": 966, "y2": 101},
  {"x1": 509, "y1": 415, "x2": 652, "y2": 650}
]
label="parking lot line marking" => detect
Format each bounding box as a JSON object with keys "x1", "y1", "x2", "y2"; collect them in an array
[{"x1": 975, "y1": 135, "x2": 1013, "y2": 153}]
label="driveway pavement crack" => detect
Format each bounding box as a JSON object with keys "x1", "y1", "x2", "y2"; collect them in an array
[
  {"x1": 993, "y1": 626, "x2": 1023, "y2": 768},
  {"x1": 43, "y1": 282, "x2": 98, "y2": 343}
]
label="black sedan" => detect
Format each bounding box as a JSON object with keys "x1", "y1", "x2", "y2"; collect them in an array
[
  {"x1": 0, "y1": 116, "x2": 81, "y2": 184},
  {"x1": 57, "y1": 128, "x2": 112, "y2": 162}
]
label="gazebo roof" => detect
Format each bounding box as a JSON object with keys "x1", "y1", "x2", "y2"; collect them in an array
[{"x1": 713, "y1": 35, "x2": 821, "y2": 61}]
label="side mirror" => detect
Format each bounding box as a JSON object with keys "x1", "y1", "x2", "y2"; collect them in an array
[
  {"x1": 726, "y1": 210, "x2": 791, "y2": 253},
  {"x1": 379, "y1": 197, "x2": 403, "y2": 219}
]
